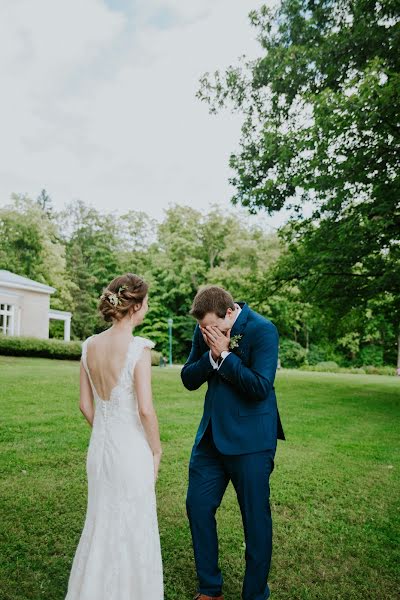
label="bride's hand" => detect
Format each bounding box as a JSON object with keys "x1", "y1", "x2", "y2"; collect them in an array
[{"x1": 153, "y1": 451, "x2": 162, "y2": 482}]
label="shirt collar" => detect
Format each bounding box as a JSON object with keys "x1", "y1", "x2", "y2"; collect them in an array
[{"x1": 233, "y1": 302, "x2": 242, "y2": 324}]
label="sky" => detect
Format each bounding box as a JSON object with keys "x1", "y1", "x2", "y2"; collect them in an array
[{"x1": 0, "y1": 0, "x2": 293, "y2": 231}]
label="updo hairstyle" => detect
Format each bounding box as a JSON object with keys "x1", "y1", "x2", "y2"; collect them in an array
[{"x1": 98, "y1": 273, "x2": 148, "y2": 322}]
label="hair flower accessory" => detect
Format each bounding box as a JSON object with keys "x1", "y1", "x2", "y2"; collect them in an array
[
  {"x1": 100, "y1": 284, "x2": 127, "y2": 306},
  {"x1": 229, "y1": 334, "x2": 242, "y2": 350}
]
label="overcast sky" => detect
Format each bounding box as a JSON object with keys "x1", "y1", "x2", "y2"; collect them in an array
[{"x1": 1, "y1": 0, "x2": 293, "y2": 230}]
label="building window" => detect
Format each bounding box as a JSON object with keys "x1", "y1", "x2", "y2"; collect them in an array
[{"x1": 0, "y1": 303, "x2": 15, "y2": 335}]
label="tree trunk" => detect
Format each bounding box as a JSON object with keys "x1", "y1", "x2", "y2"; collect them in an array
[
  {"x1": 304, "y1": 324, "x2": 309, "y2": 352},
  {"x1": 209, "y1": 249, "x2": 218, "y2": 270}
]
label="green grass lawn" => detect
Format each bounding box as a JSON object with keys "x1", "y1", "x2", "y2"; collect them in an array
[{"x1": 1, "y1": 357, "x2": 399, "y2": 600}]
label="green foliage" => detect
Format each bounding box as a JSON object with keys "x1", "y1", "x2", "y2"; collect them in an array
[
  {"x1": 300, "y1": 362, "x2": 396, "y2": 376},
  {"x1": 358, "y1": 344, "x2": 384, "y2": 367},
  {"x1": 314, "y1": 361, "x2": 340, "y2": 371},
  {"x1": 363, "y1": 365, "x2": 396, "y2": 376},
  {"x1": 337, "y1": 332, "x2": 361, "y2": 361},
  {"x1": 306, "y1": 343, "x2": 330, "y2": 365},
  {"x1": 0, "y1": 192, "x2": 397, "y2": 367},
  {"x1": 0, "y1": 335, "x2": 82, "y2": 360},
  {"x1": 60, "y1": 200, "x2": 122, "y2": 340},
  {"x1": 150, "y1": 351, "x2": 162, "y2": 367},
  {"x1": 0, "y1": 194, "x2": 74, "y2": 311},
  {"x1": 279, "y1": 338, "x2": 307, "y2": 368},
  {"x1": 0, "y1": 335, "x2": 161, "y2": 365},
  {"x1": 49, "y1": 319, "x2": 66, "y2": 340},
  {"x1": 307, "y1": 341, "x2": 346, "y2": 366},
  {"x1": 197, "y1": 0, "x2": 400, "y2": 362},
  {"x1": 141, "y1": 204, "x2": 286, "y2": 361}
]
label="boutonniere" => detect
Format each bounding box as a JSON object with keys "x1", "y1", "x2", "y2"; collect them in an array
[{"x1": 229, "y1": 334, "x2": 242, "y2": 350}]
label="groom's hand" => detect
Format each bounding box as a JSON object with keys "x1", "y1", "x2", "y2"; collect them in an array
[
  {"x1": 199, "y1": 327, "x2": 219, "y2": 360},
  {"x1": 202, "y1": 325, "x2": 230, "y2": 360},
  {"x1": 199, "y1": 327, "x2": 212, "y2": 354}
]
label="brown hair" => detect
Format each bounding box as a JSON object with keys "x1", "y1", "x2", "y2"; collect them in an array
[
  {"x1": 98, "y1": 273, "x2": 148, "y2": 322},
  {"x1": 190, "y1": 285, "x2": 235, "y2": 320}
]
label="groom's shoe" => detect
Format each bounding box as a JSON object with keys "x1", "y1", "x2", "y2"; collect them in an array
[{"x1": 193, "y1": 595, "x2": 224, "y2": 600}]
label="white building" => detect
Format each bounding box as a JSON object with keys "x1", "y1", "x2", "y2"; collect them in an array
[{"x1": 0, "y1": 270, "x2": 72, "y2": 341}]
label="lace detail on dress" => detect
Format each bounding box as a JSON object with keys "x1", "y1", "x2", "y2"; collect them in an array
[
  {"x1": 65, "y1": 335, "x2": 163, "y2": 600},
  {"x1": 119, "y1": 336, "x2": 155, "y2": 390}
]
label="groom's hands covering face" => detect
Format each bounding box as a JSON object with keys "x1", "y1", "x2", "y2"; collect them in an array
[{"x1": 200, "y1": 325, "x2": 231, "y2": 361}]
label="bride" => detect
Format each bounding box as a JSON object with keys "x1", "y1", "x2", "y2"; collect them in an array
[{"x1": 65, "y1": 273, "x2": 164, "y2": 600}]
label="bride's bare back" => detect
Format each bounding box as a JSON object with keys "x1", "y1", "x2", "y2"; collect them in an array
[{"x1": 85, "y1": 331, "x2": 134, "y2": 402}]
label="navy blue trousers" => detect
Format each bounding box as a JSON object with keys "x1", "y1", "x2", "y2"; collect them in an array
[{"x1": 186, "y1": 421, "x2": 275, "y2": 600}]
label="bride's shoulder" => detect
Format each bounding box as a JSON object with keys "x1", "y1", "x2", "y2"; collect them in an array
[
  {"x1": 82, "y1": 333, "x2": 96, "y2": 346},
  {"x1": 133, "y1": 335, "x2": 155, "y2": 350},
  {"x1": 80, "y1": 335, "x2": 97, "y2": 365}
]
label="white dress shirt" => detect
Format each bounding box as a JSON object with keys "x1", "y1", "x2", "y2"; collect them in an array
[{"x1": 209, "y1": 303, "x2": 242, "y2": 370}]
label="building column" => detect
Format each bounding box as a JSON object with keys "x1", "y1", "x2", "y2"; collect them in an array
[
  {"x1": 64, "y1": 317, "x2": 71, "y2": 342},
  {"x1": 16, "y1": 306, "x2": 21, "y2": 336},
  {"x1": 9, "y1": 305, "x2": 15, "y2": 335}
]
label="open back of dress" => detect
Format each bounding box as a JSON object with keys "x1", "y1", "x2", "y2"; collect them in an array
[{"x1": 85, "y1": 334, "x2": 137, "y2": 402}]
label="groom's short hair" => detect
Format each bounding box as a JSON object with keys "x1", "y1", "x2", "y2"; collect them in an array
[{"x1": 190, "y1": 285, "x2": 235, "y2": 320}]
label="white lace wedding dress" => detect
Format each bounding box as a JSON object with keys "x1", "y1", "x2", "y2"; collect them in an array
[{"x1": 65, "y1": 335, "x2": 164, "y2": 600}]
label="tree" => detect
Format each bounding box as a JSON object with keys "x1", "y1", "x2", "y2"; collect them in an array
[
  {"x1": 0, "y1": 194, "x2": 73, "y2": 312},
  {"x1": 197, "y1": 0, "x2": 400, "y2": 365},
  {"x1": 36, "y1": 189, "x2": 53, "y2": 217},
  {"x1": 61, "y1": 201, "x2": 122, "y2": 339}
]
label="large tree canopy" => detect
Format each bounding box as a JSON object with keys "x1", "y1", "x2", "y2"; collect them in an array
[
  {"x1": 197, "y1": 0, "x2": 400, "y2": 340},
  {"x1": 0, "y1": 194, "x2": 73, "y2": 311}
]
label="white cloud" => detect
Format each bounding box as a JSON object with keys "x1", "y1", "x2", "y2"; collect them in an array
[{"x1": 0, "y1": 0, "x2": 292, "y2": 230}]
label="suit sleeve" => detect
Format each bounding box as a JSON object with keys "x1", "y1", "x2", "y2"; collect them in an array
[
  {"x1": 181, "y1": 324, "x2": 215, "y2": 391},
  {"x1": 217, "y1": 322, "x2": 278, "y2": 402}
]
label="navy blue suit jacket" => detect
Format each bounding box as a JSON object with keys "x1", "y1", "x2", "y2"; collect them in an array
[{"x1": 181, "y1": 302, "x2": 285, "y2": 455}]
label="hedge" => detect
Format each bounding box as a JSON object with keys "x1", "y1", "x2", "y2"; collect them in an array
[
  {"x1": 306, "y1": 342, "x2": 345, "y2": 366},
  {"x1": 0, "y1": 336, "x2": 161, "y2": 366},
  {"x1": 299, "y1": 362, "x2": 396, "y2": 376}
]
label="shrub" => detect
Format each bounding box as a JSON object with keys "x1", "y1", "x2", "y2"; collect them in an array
[
  {"x1": 0, "y1": 336, "x2": 161, "y2": 365},
  {"x1": 150, "y1": 351, "x2": 162, "y2": 366},
  {"x1": 358, "y1": 345, "x2": 384, "y2": 367},
  {"x1": 0, "y1": 336, "x2": 82, "y2": 360},
  {"x1": 315, "y1": 360, "x2": 339, "y2": 370},
  {"x1": 300, "y1": 360, "x2": 341, "y2": 372},
  {"x1": 279, "y1": 339, "x2": 307, "y2": 368},
  {"x1": 344, "y1": 367, "x2": 367, "y2": 375},
  {"x1": 307, "y1": 343, "x2": 346, "y2": 366},
  {"x1": 306, "y1": 343, "x2": 329, "y2": 365},
  {"x1": 363, "y1": 365, "x2": 381, "y2": 375},
  {"x1": 363, "y1": 365, "x2": 396, "y2": 376},
  {"x1": 299, "y1": 363, "x2": 396, "y2": 376}
]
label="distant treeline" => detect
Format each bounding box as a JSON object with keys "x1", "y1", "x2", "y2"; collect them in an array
[{"x1": 0, "y1": 193, "x2": 397, "y2": 368}]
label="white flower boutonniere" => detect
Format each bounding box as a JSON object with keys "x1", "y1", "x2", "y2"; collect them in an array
[{"x1": 229, "y1": 334, "x2": 243, "y2": 350}]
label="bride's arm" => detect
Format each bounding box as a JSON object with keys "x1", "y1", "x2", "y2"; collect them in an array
[
  {"x1": 79, "y1": 362, "x2": 95, "y2": 427},
  {"x1": 134, "y1": 348, "x2": 162, "y2": 480}
]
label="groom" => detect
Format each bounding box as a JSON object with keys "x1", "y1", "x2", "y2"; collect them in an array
[{"x1": 181, "y1": 285, "x2": 285, "y2": 600}]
